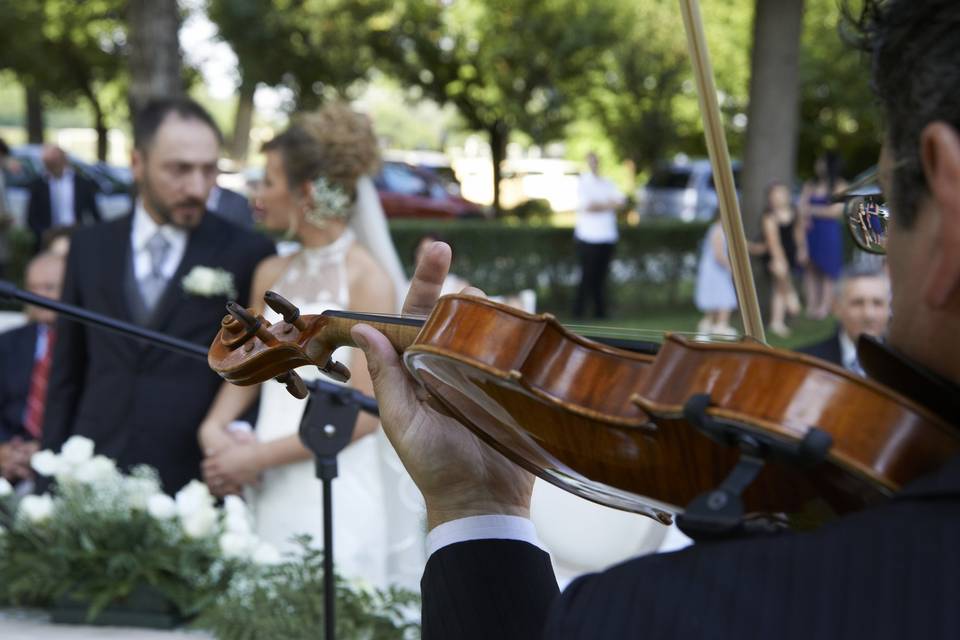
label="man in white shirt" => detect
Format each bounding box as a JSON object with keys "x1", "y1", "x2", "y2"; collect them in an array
[
  {"x1": 799, "y1": 265, "x2": 891, "y2": 375},
  {"x1": 573, "y1": 152, "x2": 624, "y2": 319},
  {"x1": 26, "y1": 145, "x2": 101, "y2": 251}
]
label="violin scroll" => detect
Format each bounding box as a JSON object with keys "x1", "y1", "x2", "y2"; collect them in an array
[{"x1": 209, "y1": 292, "x2": 353, "y2": 396}]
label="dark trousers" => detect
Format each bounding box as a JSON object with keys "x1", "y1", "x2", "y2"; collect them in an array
[{"x1": 573, "y1": 240, "x2": 615, "y2": 319}]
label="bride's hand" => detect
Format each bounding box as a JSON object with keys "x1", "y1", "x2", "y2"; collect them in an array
[
  {"x1": 202, "y1": 441, "x2": 262, "y2": 496},
  {"x1": 350, "y1": 242, "x2": 534, "y2": 530}
]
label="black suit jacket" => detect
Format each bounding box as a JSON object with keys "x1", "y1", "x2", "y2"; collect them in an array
[
  {"x1": 41, "y1": 212, "x2": 274, "y2": 493},
  {"x1": 798, "y1": 329, "x2": 843, "y2": 367},
  {"x1": 210, "y1": 187, "x2": 254, "y2": 229},
  {"x1": 0, "y1": 323, "x2": 38, "y2": 443},
  {"x1": 421, "y1": 349, "x2": 960, "y2": 639},
  {"x1": 27, "y1": 172, "x2": 102, "y2": 249}
]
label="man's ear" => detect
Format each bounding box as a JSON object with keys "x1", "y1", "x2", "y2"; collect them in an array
[{"x1": 919, "y1": 122, "x2": 960, "y2": 308}]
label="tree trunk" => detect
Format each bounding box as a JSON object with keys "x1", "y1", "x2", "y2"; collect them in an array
[
  {"x1": 740, "y1": 0, "x2": 805, "y2": 240},
  {"x1": 25, "y1": 84, "x2": 44, "y2": 144},
  {"x1": 126, "y1": 0, "x2": 183, "y2": 117},
  {"x1": 488, "y1": 121, "x2": 509, "y2": 215},
  {"x1": 230, "y1": 76, "x2": 257, "y2": 162},
  {"x1": 92, "y1": 98, "x2": 108, "y2": 163}
]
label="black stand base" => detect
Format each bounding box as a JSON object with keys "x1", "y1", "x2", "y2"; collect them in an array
[
  {"x1": 676, "y1": 394, "x2": 833, "y2": 542},
  {"x1": 298, "y1": 380, "x2": 362, "y2": 640}
]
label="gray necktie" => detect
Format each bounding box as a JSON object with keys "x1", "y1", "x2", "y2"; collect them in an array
[{"x1": 140, "y1": 231, "x2": 171, "y2": 311}]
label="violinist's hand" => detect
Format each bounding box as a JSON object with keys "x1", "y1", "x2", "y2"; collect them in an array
[{"x1": 351, "y1": 242, "x2": 535, "y2": 530}]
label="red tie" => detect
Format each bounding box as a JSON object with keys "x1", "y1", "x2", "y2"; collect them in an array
[{"x1": 23, "y1": 328, "x2": 56, "y2": 439}]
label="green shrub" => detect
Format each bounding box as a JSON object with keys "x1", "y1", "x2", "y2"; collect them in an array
[{"x1": 389, "y1": 219, "x2": 709, "y2": 316}]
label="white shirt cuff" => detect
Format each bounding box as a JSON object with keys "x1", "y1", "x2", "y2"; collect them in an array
[{"x1": 426, "y1": 515, "x2": 546, "y2": 557}]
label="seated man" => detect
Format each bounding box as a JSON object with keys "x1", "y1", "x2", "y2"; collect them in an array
[
  {"x1": 347, "y1": 1, "x2": 960, "y2": 637},
  {"x1": 798, "y1": 264, "x2": 891, "y2": 374},
  {"x1": 0, "y1": 252, "x2": 64, "y2": 485}
]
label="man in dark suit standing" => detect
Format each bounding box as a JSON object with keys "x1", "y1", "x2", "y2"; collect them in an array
[
  {"x1": 347, "y1": 1, "x2": 960, "y2": 637},
  {"x1": 207, "y1": 184, "x2": 254, "y2": 228},
  {"x1": 26, "y1": 145, "x2": 101, "y2": 251},
  {"x1": 41, "y1": 98, "x2": 274, "y2": 494},
  {"x1": 798, "y1": 265, "x2": 891, "y2": 374},
  {"x1": 0, "y1": 251, "x2": 64, "y2": 485}
]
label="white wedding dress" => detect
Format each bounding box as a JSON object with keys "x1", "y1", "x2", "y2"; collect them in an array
[{"x1": 247, "y1": 178, "x2": 425, "y2": 591}]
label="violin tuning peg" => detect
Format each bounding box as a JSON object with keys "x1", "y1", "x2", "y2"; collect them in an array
[
  {"x1": 276, "y1": 371, "x2": 308, "y2": 399},
  {"x1": 264, "y1": 291, "x2": 305, "y2": 329},
  {"x1": 321, "y1": 359, "x2": 351, "y2": 383},
  {"x1": 226, "y1": 301, "x2": 260, "y2": 332}
]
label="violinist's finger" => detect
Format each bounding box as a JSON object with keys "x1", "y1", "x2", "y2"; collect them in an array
[
  {"x1": 351, "y1": 323, "x2": 420, "y2": 445},
  {"x1": 402, "y1": 242, "x2": 452, "y2": 318}
]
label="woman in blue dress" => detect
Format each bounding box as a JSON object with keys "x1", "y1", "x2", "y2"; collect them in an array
[
  {"x1": 799, "y1": 152, "x2": 847, "y2": 319},
  {"x1": 694, "y1": 217, "x2": 738, "y2": 335}
]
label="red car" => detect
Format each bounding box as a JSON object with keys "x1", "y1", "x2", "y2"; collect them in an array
[{"x1": 374, "y1": 161, "x2": 484, "y2": 219}]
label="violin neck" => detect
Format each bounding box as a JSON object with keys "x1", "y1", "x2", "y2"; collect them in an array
[{"x1": 319, "y1": 310, "x2": 424, "y2": 354}]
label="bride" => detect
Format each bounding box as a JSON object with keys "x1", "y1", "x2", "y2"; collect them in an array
[{"x1": 199, "y1": 104, "x2": 423, "y2": 589}]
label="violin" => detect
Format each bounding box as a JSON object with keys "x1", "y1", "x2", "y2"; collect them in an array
[{"x1": 208, "y1": 291, "x2": 959, "y2": 526}]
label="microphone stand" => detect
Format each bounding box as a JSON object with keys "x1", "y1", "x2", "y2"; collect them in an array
[{"x1": 0, "y1": 279, "x2": 377, "y2": 640}]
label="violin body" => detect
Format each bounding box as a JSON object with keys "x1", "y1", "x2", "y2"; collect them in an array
[{"x1": 209, "y1": 293, "x2": 960, "y2": 525}]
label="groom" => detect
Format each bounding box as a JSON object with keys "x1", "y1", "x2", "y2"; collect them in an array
[{"x1": 41, "y1": 98, "x2": 275, "y2": 493}]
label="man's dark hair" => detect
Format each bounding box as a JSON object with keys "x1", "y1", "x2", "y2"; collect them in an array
[
  {"x1": 132, "y1": 97, "x2": 223, "y2": 152},
  {"x1": 845, "y1": 0, "x2": 960, "y2": 228},
  {"x1": 0, "y1": 137, "x2": 9, "y2": 157}
]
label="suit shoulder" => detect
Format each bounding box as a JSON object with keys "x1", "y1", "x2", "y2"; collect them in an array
[
  {"x1": 68, "y1": 216, "x2": 129, "y2": 248},
  {"x1": 0, "y1": 323, "x2": 37, "y2": 351}
]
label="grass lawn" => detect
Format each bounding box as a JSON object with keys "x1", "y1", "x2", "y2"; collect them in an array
[{"x1": 555, "y1": 310, "x2": 838, "y2": 351}]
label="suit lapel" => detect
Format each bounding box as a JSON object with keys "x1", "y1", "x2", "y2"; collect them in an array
[{"x1": 95, "y1": 215, "x2": 135, "y2": 324}]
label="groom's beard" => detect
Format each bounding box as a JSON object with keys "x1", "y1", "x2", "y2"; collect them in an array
[{"x1": 139, "y1": 174, "x2": 206, "y2": 231}]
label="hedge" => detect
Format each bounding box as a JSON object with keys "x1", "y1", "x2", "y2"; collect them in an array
[
  {"x1": 389, "y1": 219, "x2": 709, "y2": 316},
  {"x1": 2, "y1": 220, "x2": 710, "y2": 316}
]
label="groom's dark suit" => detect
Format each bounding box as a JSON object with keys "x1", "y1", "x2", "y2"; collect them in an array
[{"x1": 41, "y1": 212, "x2": 274, "y2": 493}]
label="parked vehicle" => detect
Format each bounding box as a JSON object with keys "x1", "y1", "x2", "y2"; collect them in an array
[
  {"x1": 3, "y1": 145, "x2": 133, "y2": 225},
  {"x1": 374, "y1": 160, "x2": 484, "y2": 219},
  {"x1": 636, "y1": 158, "x2": 741, "y2": 222}
]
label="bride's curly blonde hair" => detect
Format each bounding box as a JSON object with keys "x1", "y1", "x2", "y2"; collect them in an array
[{"x1": 262, "y1": 102, "x2": 380, "y2": 203}]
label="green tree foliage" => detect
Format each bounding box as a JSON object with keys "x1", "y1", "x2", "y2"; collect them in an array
[
  {"x1": 207, "y1": 0, "x2": 391, "y2": 159},
  {"x1": 797, "y1": 0, "x2": 881, "y2": 179},
  {"x1": 0, "y1": 1, "x2": 126, "y2": 159},
  {"x1": 372, "y1": 0, "x2": 622, "y2": 212}
]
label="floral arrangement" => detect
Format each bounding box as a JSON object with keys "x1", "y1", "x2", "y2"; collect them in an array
[
  {"x1": 195, "y1": 536, "x2": 421, "y2": 640},
  {"x1": 181, "y1": 265, "x2": 237, "y2": 299},
  {"x1": 0, "y1": 436, "x2": 420, "y2": 638}
]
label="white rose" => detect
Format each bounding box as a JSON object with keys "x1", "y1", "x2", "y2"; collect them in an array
[
  {"x1": 31, "y1": 450, "x2": 63, "y2": 477},
  {"x1": 219, "y1": 531, "x2": 256, "y2": 559},
  {"x1": 175, "y1": 480, "x2": 214, "y2": 518},
  {"x1": 19, "y1": 494, "x2": 55, "y2": 523},
  {"x1": 147, "y1": 494, "x2": 177, "y2": 520},
  {"x1": 252, "y1": 541, "x2": 282, "y2": 565},
  {"x1": 60, "y1": 436, "x2": 96, "y2": 465},
  {"x1": 124, "y1": 476, "x2": 161, "y2": 510},
  {"x1": 223, "y1": 495, "x2": 248, "y2": 517},
  {"x1": 181, "y1": 507, "x2": 218, "y2": 539},
  {"x1": 73, "y1": 455, "x2": 120, "y2": 486},
  {"x1": 0, "y1": 478, "x2": 12, "y2": 497}
]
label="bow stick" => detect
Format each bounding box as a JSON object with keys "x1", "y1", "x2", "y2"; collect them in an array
[{"x1": 679, "y1": 0, "x2": 767, "y2": 343}]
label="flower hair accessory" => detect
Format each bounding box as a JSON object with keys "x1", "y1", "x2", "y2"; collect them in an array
[{"x1": 305, "y1": 176, "x2": 351, "y2": 228}]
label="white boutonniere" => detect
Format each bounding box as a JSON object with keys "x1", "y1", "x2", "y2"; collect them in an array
[{"x1": 182, "y1": 265, "x2": 237, "y2": 298}]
